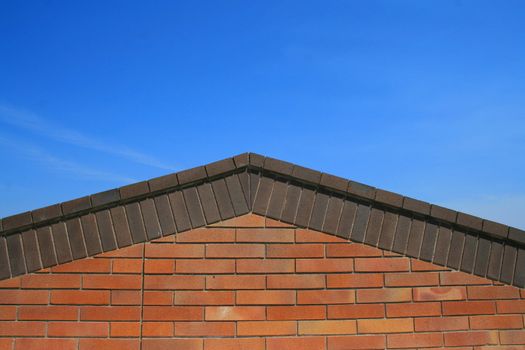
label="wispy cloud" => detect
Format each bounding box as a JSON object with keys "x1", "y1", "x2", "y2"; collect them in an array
[
  {"x1": 0, "y1": 105, "x2": 176, "y2": 171},
  {"x1": 0, "y1": 135, "x2": 137, "y2": 183}
]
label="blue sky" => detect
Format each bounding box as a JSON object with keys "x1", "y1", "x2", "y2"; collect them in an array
[{"x1": 0, "y1": 1, "x2": 524, "y2": 229}]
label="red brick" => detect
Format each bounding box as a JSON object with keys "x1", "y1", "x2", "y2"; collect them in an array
[
  {"x1": 296, "y1": 258, "x2": 353, "y2": 273},
  {"x1": 500, "y1": 330, "x2": 525, "y2": 345},
  {"x1": 83, "y1": 275, "x2": 142, "y2": 289},
  {"x1": 143, "y1": 306, "x2": 203, "y2": 321},
  {"x1": 79, "y1": 339, "x2": 140, "y2": 350},
  {"x1": 110, "y1": 322, "x2": 140, "y2": 337},
  {"x1": 205, "y1": 306, "x2": 265, "y2": 320},
  {"x1": 0, "y1": 340, "x2": 11, "y2": 350},
  {"x1": 444, "y1": 331, "x2": 499, "y2": 346},
  {"x1": 145, "y1": 243, "x2": 204, "y2": 258},
  {"x1": 0, "y1": 306, "x2": 16, "y2": 320},
  {"x1": 387, "y1": 333, "x2": 443, "y2": 348},
  {"x1": 470, "y1": 315, "x2": 523, "y2": 329},
  {"x1": 467, "y1": 285, "x2": 520, "y2": 300},
  {"x1": 298, "y1": 290, "x2": 355, "y2": 305},
  {"x1": 176, "y1": 228, "x2": 235, "y2": 242},
  {"x1": 386, "y1": 302, "x2": 441, "y2": 317},
  {"x1": 174, "y1": 321, "x2": 235, "y2": 337},
  {"x1": 174, "y1": 291, "x2": 234, "y2": 305},
  {"x1": 15, "y1": 339, "x2": 77, "y2": 350},
  {"x1": 80, "y1": 306, "x2": 141, "y2": 321},
  {"x1": 385, "y1": 272, "x2": 439, "y2": 287},
  {"x1": 326, "y1": 244, "x2": 382, "y2": 257},
  {"x1": 266, "y1": 217, "x2": 295, "y2": 227},
  {"x1": 296, "y1": 229, "x2": 347, "y2": 243},
  {"x1": 111, "y1": 259, "x2": 142, "y2": 273},
  {"x1": 267, "y1": 274, "x2": 325, "y2": 289},
  {"x1": 236, "y1": 259, "x2": 294, "y2": 273},
  {"x1": 19, "y1": 306, "x2": 78, "y2": 320},
  {"x1": 328, "y1": 335, "x2": 385, "y2": 349},
  {"x1": 111, "y1": 290, "x2": 142, "y2": 305},
  {"x1": 98, "y1": 244, "x2": 143, "y2": 258},
  {"x1": 143, "y1": 291, "x2": 173, "y2": 305},
  {"x1": 443, "y1": 301, "x2": 496, "y2": 315},
  {"x1": 0, "y1": 290, "x2": 49, "y2": 304},
  {"x1": 206, "y1": 275, "x2": 265, "y2": 290},
  {"x1": 268, "y1": 306, "x2": 326, "y2": 320},
  {"x1": 0, "y1": 277, "x2": 20, "y2": 288},
  {"x1": 142, "y1": 339, "x2": 201, "y2": 350},
  {"x1": 413, "y1": 286, "x2": 466, "y2": 301},
  {"x1": 238, "y1": 321, "x2": 297, "y2": 336},
  {"x1": 267, "y1": 336, "x2": 325, "y2": 350},
  {"x1": 357, "y1": 288, "x2": 412, "y2": 303},
  {"x1": 51, "y1": 290, "x2": 110, "y2": 305},
  {"x1": 204, "y1": 338, "x2": 264, "y2": 350},
  {"x1": 299, "y1": 320, "x2": 356, "y2": 335},
  {"x1": 497, "y1": 300, "x2": 525, "y2": 314},
  {"x1": 411, "y1": 259, "x2": 449, "y2": 271},
  {"x1": 144, "y1": 259, "x2": 175, "y2": 274},
  {"x1": 206, "y1": 243, "x2": 265, "y2": 258},
  {"x1": 354, "y1": 258, "x2": 409, "y2": 272},
  {"x1": 327, "y1": 274, "x2": 383, "y2": 288},
  {"x1": 144, "y1": 275, "x2": 204, "y2": 290},
  {"x1": 210, "y1": 214, "x2": 265, "y2": 228},
  {"x1": 328, "y1": 304, "x2": 384, "y2": 319},
  {"x1": 236, "y1": 228, "x2": 294, "y2": 242},
  {"x1": 176, "y1": 259, "x2": 235, "y2": 274},
  {"x1": 0, "y1": 322, "x2": 46, "y2": 336},
  {"x1": 237, "y1": 290, "x2": 296, "y2": 305},
  {"x1": 414, "y1": 316, "x2": 469, "y2": 331},
  {"x1": 20, "y1": 274, "x2": 81, "y2": 289},
  {"x1": 267, "y1": 244, "x2": 324, "y2": 258},
  {"x1": 142, "y1": 322, "x2": 173, "y2": 337},
  {"x1": 48, "y1": 321, "x2": 108, "y2": 337},
  {"x1": 51, "y1": 259, "x2": 111, "y2": 273},
  {"x1": 358, "y1": 318, "x2": 413, "y2": 334},
  {"x1": 439, "y1": 271, "x2": 491, "y2": 285}
]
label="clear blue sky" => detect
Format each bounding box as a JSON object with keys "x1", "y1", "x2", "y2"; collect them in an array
[{"x1": 1, "y1": 1, "x2": 524, "y2": 229}]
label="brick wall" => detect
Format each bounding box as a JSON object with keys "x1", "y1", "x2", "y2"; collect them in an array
[{"x1": 0, "y1": 214, "x2": 524, "y2": 350}]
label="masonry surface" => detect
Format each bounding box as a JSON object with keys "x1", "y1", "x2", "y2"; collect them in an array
[{"x1": 0, "y1": 214, "x2": 524, "y2": 350}]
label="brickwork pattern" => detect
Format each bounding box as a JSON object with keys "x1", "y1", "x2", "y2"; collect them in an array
[{"x1": 0, "y1": 214, "x2": 524, "y2": 350}]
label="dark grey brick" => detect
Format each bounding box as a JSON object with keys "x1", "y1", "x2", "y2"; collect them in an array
[
  {"x1": 513, "y1": 249, "x2": 525, "y2": 288},
  {"x1": 430, "y1": 205, "x2": 457, "y2": 223},
  {"x1": 21, "y1": 230, "x2": 41, "y2": 272},
  {"x1": 197, "y1": 183, "x2": 221, "y2": 224},
  {"x1": 153, "y1": 195, "x2": 177, "y2": 236},
  {"x1": 225, "y1": 175, "x2": 249, "y2": 216},
  {"x1": 473, "y1": 237, "x2": 491, "y2": 277},
  {"x1": 125, "y1": 203, "x2": 147, "y2": 244},
  {"x1": 211, "y1": 179, "x2": 235, "y2": 220},
  {"x1": 375, "y1": 189, "x2": 403, "y2": 208},
  {"x1": 183, "y1": 187, "x2": 206, "y2": 228},
  {"x1": 177, "y1": 166, "x2": 207, "y2": 185},
  {"x1": 378, "y1": 212, "x2": 398, "y2": 251},
  {"x1": 322, "y1": 196, "x2": 344, "y2": 235},
  {"x1": 500, "y1": 245, "x2": 517, "y2": 284},
  {"x1": 281, "y1": 185, "x2": 301, "y2": 224},
  {"x1": 51, "y1": 222, "x2": 73, "y2": 264},
  {"x1": 37, "y1": 226, "x2": 57, "y2": 268},
  {"x1": 348, "y1": 181, "x2": 375, "y2": 200},
  {"x1": 403, "y1": 198, "x2": 430, "y2": 216},
  {"x1": 309, "y1": 192, "x2": 330, "y2": 232},
  {"x1": 292, "y1": 165, "x2": 321, "y2": 184},
  {"x1": 95, "y1": 210, "x2": 117, "y2": 251},
  {"x1": 110, "y1": 207, "x2": 133, "y2": 248},
  {"x1": 263, "y1": 157, "x2": 293, "y2": 176},
  {"x1": 320, "y1": 173, "x2": 348, "y2": 192},
  {"x1": 460, "y1": 234, "x2": 478, "y2": 274},
  {"x1": 120, "y1": 181, "x2": 149, "y2": 200},
  {"x1": 249, "y1": 153, "x2": 265, "y2": 167},
  {"x1": 233, "y1": 153, "x2": 249, "y2": 168},
  {"x1": 482, "y1": 220, "x2": 508, "y2": 239},
  {"x1": 336, "y1": 201, "x2": 358, "y2": 239},
  {"x1": 294, "y1": 188, "x2": 315, "y2": 228},
  {"x1": 237, "y1": 172, "x2": 250, "y2": 209},
  {"x1": 62, "y1": 196, "x2": 91, "y2": 215},
  {"x1": 406, "y1": 219, "x2": 425, "y2": 258},
  {"x1": 32, "y1": 204, "x2": 62, "y2": 224},
  {"x1": 140, "y1": 199, "x2": 162, "y2": 240},
  {"x1": 433, "y1": 227, "x2": 452, "y2": 266},
  {"x1": 0, "y1": 237, "x2": 10, "y2": 279},
  {"x1": 420, "y1": 223, "x2": 439, "y2": 262},
  {"x1": 91, "y1": 189, "x2": 120, "y2": 207},
  {"x1": 392, "y1": 216, "x2": 412, "y2": 255},
  {"x1": 447, "y1": 230, "x2": 465, "y2": 270},
  {"x1": 487, "y1": 241, "x2": 503, "y2": 280},
  {"x1": 206, "y1": 157, "x2": 236, "y2": 177},
  {"x1": 266, "y1": 180, "x2": 288, "y2": 220},
  {"x1": 364, "y1": 208, "x2": 384, "y2": 246},
  {"x1": 2, "y1": 212, "x2": 32, "y2": 231},
  {"x1": 249, "y1": 172, "x2": 260, "y2": 209},
  {"x1": 65, "y1": 218, "x2": 87, "y2": 260},
  {"x1": 457, "y1": 212, "x2": 483, "y2": 231},
  {"x1": 6, "y1": 233, "x2": 26, "y2": 276},
  {"x1": 149, "y1": 173, "x2": 178, "y2": 193},
  {"x1": 168, "y1": 191, "x2": 192, "y2": 233},
  {"x1": 508, "y1": 227, "x2": 525, "y2": 245},
  {"x1": 252, "y1": 176, "x2": 273, "y2": 216},
  {"x1": 350, "y1": 204, "x2": 371, "y2": 243},
  {"x1": 80, "y1": 214, "x2": 102, "y2": 256}
]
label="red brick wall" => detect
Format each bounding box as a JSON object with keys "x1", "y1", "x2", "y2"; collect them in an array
[{"x1": 0, "y1": 214, "x2": 524, "y2": 350}]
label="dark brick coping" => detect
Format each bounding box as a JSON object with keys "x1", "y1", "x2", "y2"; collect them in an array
[{"x1": 0, "y1": 153, "x2": 523, "y2": 287}]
